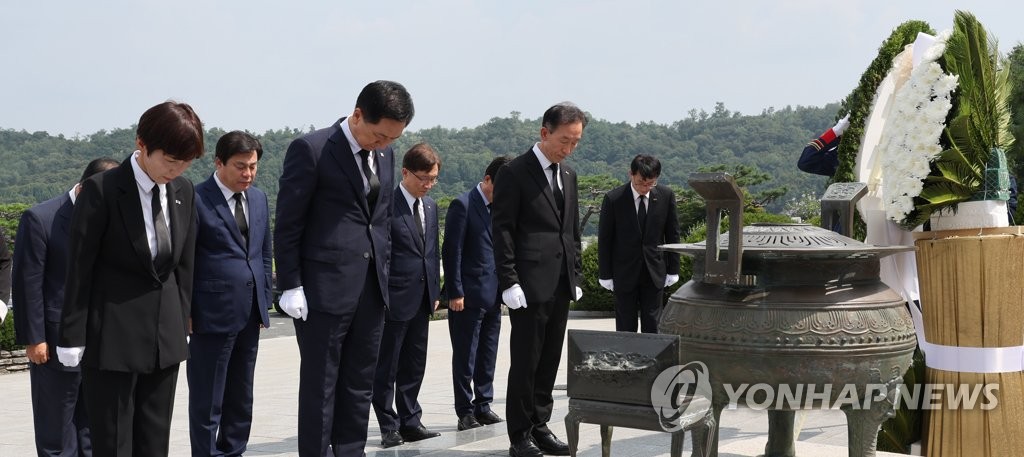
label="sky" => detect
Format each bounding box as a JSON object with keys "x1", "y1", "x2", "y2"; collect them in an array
[{"x1": 2, "y1": 1, "x2": 1023, "y2": 138}]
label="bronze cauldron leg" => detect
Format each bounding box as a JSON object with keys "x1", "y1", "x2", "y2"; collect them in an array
[
  {"x1": 565, "y1": 405, "x2": 581, "y2": 457},
  {"x1": 599, "y1": 425, "x2": 613, "y2": 457},
  {"x1": 690, "y1": 402, "x2": 724, "y2": 457},
  {"x1": 842, "y1": 405, "x2": 888, "y2": 457},
  {"x1": 765, "y1": 410, "x2": 797, "y2": 457}
]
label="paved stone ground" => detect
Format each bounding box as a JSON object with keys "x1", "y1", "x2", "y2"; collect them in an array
[{"x1": 0, "y1": 315, "x2": 908, "y2": 456}]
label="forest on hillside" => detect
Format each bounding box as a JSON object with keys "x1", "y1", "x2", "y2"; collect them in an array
[{"x1": 0, "y1": 102, "x2": 840, "y2": 219}]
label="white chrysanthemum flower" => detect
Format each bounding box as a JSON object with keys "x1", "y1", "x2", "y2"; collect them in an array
[{"x1": 878, "y1": 51, "x2": 957, "y2": 223}]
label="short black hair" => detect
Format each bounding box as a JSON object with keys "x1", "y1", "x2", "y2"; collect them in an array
[
  {"x1": 136, "y1": 101, "x2": 205, "y2": 161},
  {"x1": 541, "y1": 102, "x2": 588, "y2": 132},
  {"x1": 402, "y1": 143, "x2": 441, "y2": 173},
  {"x1": 356, "y1": 80, "x2": 415, "y2": 125},
  {"x1": 484, "y1": 155, "x2": 511, "y2": 180},
  {"x1": 215, "y1": 131, "x2": 263, "y2": 164},
  {"x1": 630, "y1": 154, "x2": 662, "y2": 180},
  {"x1": 80, "y1": 157, "x2": 119, "y2": 183}
]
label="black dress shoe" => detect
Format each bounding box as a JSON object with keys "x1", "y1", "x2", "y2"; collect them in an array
[
  {"x1": 458, "y1": 414, "x2": 483, "y2": 430},
  {"x1": 531, "y1": 431, "x2": 570, "y2": 456},
  {"x1": 475, "y1": 410, "x2": 503, "y2": 425},
  {"x1": 399, "y1": 424, "x2": 441, "y2": 442},
  {"x1": 509, "y1": 437, "x2": 543, "y2": 457},
  {"x1": 381, "y1": 430, "x2": 404, "y2": 448}
]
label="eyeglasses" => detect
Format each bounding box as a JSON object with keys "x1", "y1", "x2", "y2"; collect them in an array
[
  {"x1": 412, "y1": 172, "x2": 439, "y2": 185},
  {"x1": 633, "y1": 177, "x2": 658, "y2": 187}
]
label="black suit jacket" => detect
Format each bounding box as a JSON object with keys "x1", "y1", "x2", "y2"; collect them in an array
[
  {"x1": 12, "y1": 193, "x2": 77, "y2": 370},
  {"x1": 387, "y1": 189, "x2": 440, "y2": 321},
  {"x1": 597, "y1": 183, "x2": 681, "y2": 290},
  {"x1": 58, "y1": 156, "x2": 197, "y2": 372},
  {"x1": 274, "y1": 118, "x2": 394, "y2": 314},
  {"x1": 492, "y1": 149, "x2": 582, "y2": 303}
]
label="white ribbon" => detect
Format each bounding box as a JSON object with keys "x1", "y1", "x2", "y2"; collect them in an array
[{"x1": 909, "y1": 300, "x2": 1024, "y2": 374}]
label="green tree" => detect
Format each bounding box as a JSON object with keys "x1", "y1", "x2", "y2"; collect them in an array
[
  {"x1": 0, "y1": 203, "x2": 29, "y2": 248},
  {"x1": 577, "y1": 174, "x2": 623, "y2": 235}
]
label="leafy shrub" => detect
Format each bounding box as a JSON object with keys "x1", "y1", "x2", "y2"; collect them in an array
[
  {"x1": 571, "y1": 242, "x2": 615, "y2": 312},
  {"x1": 0, "y1": 309, "x2": 21, "y2": 351}
]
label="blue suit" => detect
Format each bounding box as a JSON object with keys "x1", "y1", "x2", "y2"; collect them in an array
[
  {"x1": 274, "y1": 118, "x2": 394, "y2": 455},
  {"x1": 187, "y1": 175, "x2": 272, "y2": 457},
  {"x1": 372, "y1": 187, "x2": 440, "y2": 432},
  {"x1": 442, "y1": 186, "x2": 501, "y2": 417},
  {"x1": 13, "y1": 192, "x2": 92, "y2": 456}
]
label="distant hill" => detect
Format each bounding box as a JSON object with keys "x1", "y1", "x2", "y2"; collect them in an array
[{"x1": 0, "y1": 103, "x2": 840, "y2": 217}]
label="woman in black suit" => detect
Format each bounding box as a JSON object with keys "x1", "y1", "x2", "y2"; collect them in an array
[{"x1": 57, "y1": 101, "x2": 204, "y2": 457}]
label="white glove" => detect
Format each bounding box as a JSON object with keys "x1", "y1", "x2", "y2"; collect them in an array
[
  {"x1": 502, "y1": 284, "x2": 527, "y2": 310},
  {"x1": 664, "y1": 274, "x2": 680, "y2": 288},
  {"x1": 832, "y1": 114, "x2": 850, "y2": 136},
  {"x1": 56, "y1": 346, "x2": 85, "y2": 367},
  {"x1": 0, "y1": 299, "x2": 7, "y2": 324},
  {"x1": 574, "y1": 286, "x2": 584, "y2": 301},
  {"x1": 599, "y1": 279, "x2": 614, "y2": 291},
  {"x1": 280, "y1": 287, "x2": 309, "y2": 321}
]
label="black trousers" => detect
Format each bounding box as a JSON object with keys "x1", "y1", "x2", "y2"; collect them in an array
[
  {"x1": 82, "y1": 364, "x2": 179, "y2": 457},
  {"x1": 614, "y1": 268, "x2": 664, "y2": 333},
  {"x1": 506, "y1": 273, "x2": 570, "y2": 442}
]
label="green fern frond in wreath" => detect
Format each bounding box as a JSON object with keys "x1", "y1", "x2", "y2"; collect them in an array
[{"x1": 902, "y1": 10, "x2": 1014, "y2": 228}]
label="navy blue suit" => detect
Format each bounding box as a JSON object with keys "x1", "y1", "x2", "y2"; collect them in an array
[
  {"x1": 274, "y1": 118, "x2": 394, "y2": 456},
  {"x1": 442, "y1": 186, "x2": 502, "y2": 417},
  {"x1": 372, "y1": 187, "x2": 440, "y2": 433},
  {"x1": 13, "y1": 192, "x2": 92, "y2": 456},
  {"x1": 187, "y1": 176, "x2": 272, "y2": 457}
]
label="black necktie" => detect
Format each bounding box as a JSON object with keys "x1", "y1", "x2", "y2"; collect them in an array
[
  {"x1": 486, "y1": 203, "x2": 492, "y2": 213},
  {"x1": 413, "y1": 198, "x2": 424, "y2": 242},
  {"x1": 152, "y1": 184, "x2": 172, "y2": 273},
  {"x1": 638, "y1": 195, "x2": 648, "y2": 233},
  {"x1": 233, "y1": 193, "x2": 248, "y2": 244},
  {"x1": 548, "y1": 163, "x2": 564, "y2": 212},
  {"x1": 358, "y1": 149, "x2": 380, "y2": 210}
]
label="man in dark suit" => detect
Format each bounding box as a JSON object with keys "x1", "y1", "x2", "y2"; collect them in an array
[
  {"x1": 274, "y1": 80, "x2": 414, "y2": 456},
  {"x1": 373, "y1": 143, "x2": 442, "y2": 448},
  {"x1": 492, "y1": 102, "x2": 587, "y2": 457},
  {"x1": 56, "y1": 101, "x2": 204, "y2": 457},
  {"x1": 12, "y1": 157, "x2": 118, "y2": 457},
  {"x1": 443, "y1": 155, "x2": 511, "y2": 432},
  {"x1": 597, "y1": 154, "x2": 681, "y2": 333},
  {"x1": 188, "y1": 131, "x2": 273, "y2": 457}
]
